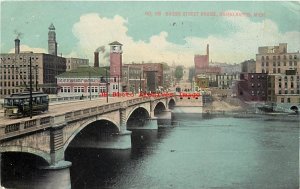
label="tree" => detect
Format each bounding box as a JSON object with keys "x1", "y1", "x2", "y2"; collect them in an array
[{"x1": 175, "y1": 66, "x2": 183, "y2": 81}]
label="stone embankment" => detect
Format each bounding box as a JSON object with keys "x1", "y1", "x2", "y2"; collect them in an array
[{"x1": 203, "y1": 96, "x2": 250, "y2": 113}]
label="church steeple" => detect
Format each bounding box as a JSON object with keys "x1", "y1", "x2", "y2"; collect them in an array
[{"x1": 48, "y1": 23, "x2": 57, "y2": 56}]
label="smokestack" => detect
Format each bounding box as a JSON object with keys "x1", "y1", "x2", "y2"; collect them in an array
[
  {"x1": 94, "y1": 51, "x2": 99, "y2": 67},
  {"x1": 15, "y1": 38, "x2": 20, "y2": 54},
  {"x1": 206, "y1": 44, "x2": 209, "y2": 56}
]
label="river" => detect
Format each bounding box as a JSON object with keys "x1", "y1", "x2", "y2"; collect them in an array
[{"x1": 1, "y1": 112, "x2": 299, "y2": 189}]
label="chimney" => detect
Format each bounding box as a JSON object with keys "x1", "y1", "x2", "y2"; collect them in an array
[
  {"x1": 15, "y1": 38, "x2": 20, "y2": 54},
  {"x1": 206, "y1": 44, "x2": 209, "y2": 56},
  {"x1": 94, "y1": 51, "x2": 99, "y2": 67}
]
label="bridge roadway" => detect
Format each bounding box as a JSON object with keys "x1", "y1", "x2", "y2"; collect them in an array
[
  {"x1": 0, "y1": 95, "x2": 176, "y2": 169},
  {"x1": 0, "y1": 96, "x2": 136, "y2": 125}
]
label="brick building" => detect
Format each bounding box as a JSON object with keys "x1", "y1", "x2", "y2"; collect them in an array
[
  {"x1": 237, "y1": 73, "x2": 267, "y2": 101},
  {"x1": 0, "y1": 37, "x2": 66, "y2": 97}
]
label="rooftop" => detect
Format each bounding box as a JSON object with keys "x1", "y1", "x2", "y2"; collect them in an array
[{"x1": 56, "y1": 66, "x2": 110, "y2": 78}]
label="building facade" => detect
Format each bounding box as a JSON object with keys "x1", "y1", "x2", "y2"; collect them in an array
[
  {"x1": 194, "y1": 44, "x2": 209, "y2": 75},
  {"x1": 267, "y1": 71, "x2": 300, "y2": 104},
  {"x1": 216, "y1": 73, "x2": 240, "y2": 89},
  {"x1": 256, "y1": 43, "x2": 300, "y2": 74},
  {"x1": 0, "y1": 51, "x2": 66, "y2": 97},
  {"x1": 0, "y1": 23, "x2": 67, "y2": 97},
  {"x1": 66, "y1": 58, "x2": 89, "y2": 71},
  {"x1": 195, "y1": 75, "x2": 209, "y2": 90},
  {"x1": 241, "y1": 59, "x2": 256, "y2": 73},
  {"x1": 122, "y1": 64, "x2": 145, "y2": 93},
  {"x1": 237, "y1": 73, "x2": 267, "y2": 101},
  {"x1": 56, "y1": 66, "x2": 109, "y2": 97}
]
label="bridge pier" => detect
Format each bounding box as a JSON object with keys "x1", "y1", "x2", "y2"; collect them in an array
[
  {"x1": 47, "y1": 124, "x2": 72, "y2": 170},
  {"x1": 157, "y1": 110, "x2": 173, "y2": 126}
]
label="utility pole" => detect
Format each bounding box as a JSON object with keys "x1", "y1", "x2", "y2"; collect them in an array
[
  {"x1": 118, "y1": 75, "x2": 120, "y2": 96},
  {"x1": 106, "y1": 67, "x2": 109, "y2": 103},
  {"x1": 139, "y1": 72, "x2": 142, "y2": 93},
  {"x1": 89, "y1": 69, "x2": 91, "y2": 100},
  {"x1": 35, "y1": 65, "x2": 38, "y2": 91},
  {"x1": 29, "y1": 57, "x2": 33, "y2": 119}
]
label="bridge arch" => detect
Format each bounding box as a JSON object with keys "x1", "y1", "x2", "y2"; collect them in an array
[
  {"x1": 0, "y1": 146, "x2": 51, "y2": 165},
  {"x1": 126, "y1": 106, "x2": 150, "y2": 123},
  {"x1": 63, "y1": 118, "x2": 120, "y2": 151},
  {"x1": 154, "y1": 101, "x2": 167, "y2": 116},
  {"x1": 168, "y1": 98, "x2": 176, "y2": 109},
  {"x1": 290, "y1": 106, "x2": 299, "y2": 113},
  {"x1": 126, "y1": 107, "x2": 150, "y2": 128}
]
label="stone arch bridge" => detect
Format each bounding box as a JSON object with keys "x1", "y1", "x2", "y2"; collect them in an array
[{"x1": 0, "y1": 96, "x2": 176, "y2": 168}]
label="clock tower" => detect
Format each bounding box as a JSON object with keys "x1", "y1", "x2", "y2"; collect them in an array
[
  {"x1": 109, "y1": 41, "x2": 123, "y2": 78},
  {"x1": 48, "y1": 23, "x2": 57, "y2": 56}
]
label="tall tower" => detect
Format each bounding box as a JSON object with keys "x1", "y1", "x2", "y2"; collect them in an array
[
  {"x1": 206, "y1": 44, "x2": 209, "y2": 61},
  {"x1": 15, "y1": 38, "x2": 20, "y2": 54},
  {"x1": 48, "y1": 23, "x2": 57, "y2": 56},
  {"x1": 109, "y1": 41, "x2": 123, "y2": 78}
]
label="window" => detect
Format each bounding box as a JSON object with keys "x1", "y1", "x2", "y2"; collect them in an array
[
  {"x1": 266, "y1": 62, "x2": 269, "y2": 66},
  {"x1": 273, "y1": 68, "x2": 276, "y2": 73},
  {"x1": 266, "y1": 56, "x2": 269, "y2": 60},
  {"x1": 284, "y1": 62, "x2": 286, "y2": 66},
  {"x1": 262, "y1": 69, "x2": 265, "y2": 73},
  {"x1": 281, "y1": 98, "x2": 284, "y2": 103},
  {"x1": 294, "y1": 61, "x2": 297, "y2": 66},
  {"x1": 261, "y1": 62, "x2": 264, "y2": 66},
  {"x1": 287, "y1": 98, "x2": 291, "y2": 103},
  {"x1": 277, "y1": 68, "x2": 281, "y2": 73},
  {"x1": 289, "y1": 61, "x2": 292, "y2": 66},
  {"x1": 273, "y1": 56, "x2": 276, "y2": 60},
  {"x1": 289, "y1": 55, "x2": 292, "y2": 59},
  {"x1": 291, "y1": 82, "x2": 294, "y2": 88},
  {"x1": 262, "y1": 56, "x2": 264, "y2": 60},
  {"x1": 278, "y1": 56, "x2": 280, "y2": 60},
  {"x1": 277, "y1": 62, "x2": 280, "y2": 66}
]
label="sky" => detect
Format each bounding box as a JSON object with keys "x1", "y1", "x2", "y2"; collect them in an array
[{"x1": 0, "y1": 1, "x2": 300, "y2": 67}]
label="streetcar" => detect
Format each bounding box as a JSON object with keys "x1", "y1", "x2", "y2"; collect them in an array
[{"x1": 4, "y1": 91, "x2": 49, "y2": 117}]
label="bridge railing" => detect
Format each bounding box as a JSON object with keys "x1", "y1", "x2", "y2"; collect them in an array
[{"x1": 0, "y1": 116, "x2": 53, "y2": 140}]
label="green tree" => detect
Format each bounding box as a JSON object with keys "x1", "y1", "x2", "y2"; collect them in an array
[{"x1": 175, "y1": 66, "x2": 183, "y2": 81}]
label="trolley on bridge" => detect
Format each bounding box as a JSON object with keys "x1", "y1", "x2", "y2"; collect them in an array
[{"x1": 4, "y1": 92, "x2": 49, "y2": 117}]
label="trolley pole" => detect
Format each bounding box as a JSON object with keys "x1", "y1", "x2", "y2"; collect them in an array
[{"x1": 29, "y1": 57, "x2": 33, "y2": 119}]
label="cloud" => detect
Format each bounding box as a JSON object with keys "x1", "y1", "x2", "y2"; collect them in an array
[
  {"x1": 69, "y1": 12, "x2": 300, "y2": 66},
  {"x1": 9, "y1": 45, "x2": 47, "y2": 54}
]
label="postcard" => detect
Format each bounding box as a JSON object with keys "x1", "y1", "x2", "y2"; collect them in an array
[{"x1": 0, "y1": 1, "x2": 299, "y2": 189}]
